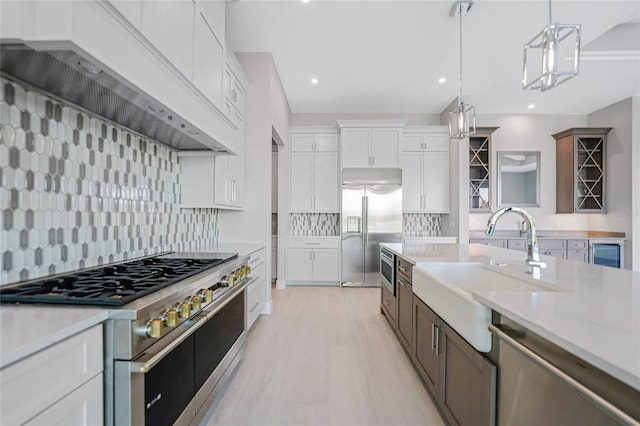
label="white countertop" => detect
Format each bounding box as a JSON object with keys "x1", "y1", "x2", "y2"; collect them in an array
[
  {"x1": 380, "y1": 242, "x2": 640, "y2": 391},
  {"x1": 0, "y1": 243, "x2": 267, "y2": 369}
]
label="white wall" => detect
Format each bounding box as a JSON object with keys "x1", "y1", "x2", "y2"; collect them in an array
[
  {"x1": 468, "y1": 114, "x2": 590, "y2": 231},
  {"x1": 588, "y1": 97, "x2": 635, "y2": 269},
  {"x1": 219, "y1": 53, "x2": 291, "y2": 311}
]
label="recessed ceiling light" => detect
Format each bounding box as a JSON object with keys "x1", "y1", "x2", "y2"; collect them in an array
[
  {"x1": 527, "y1": 104, "x2": 536, "y2": 109},
  {"x1": 310, "y1": 78, "x2": 319, "y2": 85},
  {"x1": 438, "y1": 77, "x2": 447, "y2": 84},
  {"x1": 301, "y1": 0, "x2": 310, "y2": 3}
]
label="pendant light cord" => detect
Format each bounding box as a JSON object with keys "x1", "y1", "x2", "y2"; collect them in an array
[
  {"x1": 548, "y1": 0, "x2": 552, "y2": 24},
  {"x1": 459, "y1": 5, "x2": 463, "y2": 105}
]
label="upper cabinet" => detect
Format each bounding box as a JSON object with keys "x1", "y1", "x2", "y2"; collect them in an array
[
  {"x1": 141, "y1": 0, "x2": 196, "y2": 80},
  {"x1": 553, "y1": 128, "x2": 611, "y2": 213},
  {"x1": 289, "y1": 130, "x2": 339, "y2": 213},
  {"x1": 193, "y1": 3, "x2": 225, "y2": 109},
  {"x1": 469, "y1": 127, "x2": 498, "y2": 211},
  {"x1": 338, "y1": 120, "x2": 407, "y2": 168},
  {"x1": 401, "y1": 128, "x2": 449, "y2": 213}
]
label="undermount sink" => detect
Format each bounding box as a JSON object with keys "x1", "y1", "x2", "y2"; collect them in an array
[{"x1": 412, "y1": 263, "x2": 559, "y2": 353}]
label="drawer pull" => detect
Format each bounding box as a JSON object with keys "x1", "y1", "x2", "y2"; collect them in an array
[
  {"x1": 305, "y1": 242, "x2": 321, "y2": 245},
  {"x1": 398, "y1": 266, "x2": 408, "y2": 272},
  {"x1": 398, "y1": 278, "x2": 406, "y2": 287},
  {"x1": 250, "y1": 301, "x2": 260, "y2": 313}
]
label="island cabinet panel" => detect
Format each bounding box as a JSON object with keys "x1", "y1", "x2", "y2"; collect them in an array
[
  {"x1": 413, "y1": 297, "x2": 440, "y2": 398},
  {"x1": 380, "y1": 284, "x2": 397, "y2": 327},
  {"x1": 395, "y1": 257, "x2": 413, "y2": 355},
  {"x1": 412, "y1": 296, "x2": 496, "y2": 426},
  {"x1": 440, "y1": 322, "x2": 496, "y2": 426}
]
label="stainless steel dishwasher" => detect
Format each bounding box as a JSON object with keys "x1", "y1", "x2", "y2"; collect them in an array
[{"x1": 490, "y1": 318, "x2": 639, "y2": 426}]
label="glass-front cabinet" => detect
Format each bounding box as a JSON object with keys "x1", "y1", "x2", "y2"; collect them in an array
[
  {"x1": 469, "y1": 128, "x2": 498, "y2": 211},
  {"x1": 553, "y1": 128, "x2": 611, "y2": 213}
]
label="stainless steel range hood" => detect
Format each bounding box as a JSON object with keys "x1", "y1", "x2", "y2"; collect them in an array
[{"x1": 0, "y1": 44, "x2": 233, "y2": 153}]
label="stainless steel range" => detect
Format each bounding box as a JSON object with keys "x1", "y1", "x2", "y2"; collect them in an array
[{"x1": 0, "y1": 252, "x2": 255, "y2": 426}]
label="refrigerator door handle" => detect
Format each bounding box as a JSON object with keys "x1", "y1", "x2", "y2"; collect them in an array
[
  {"x1": 361, "y1": 196, "x2": 367, "y2": 247},
  {"x1": 364, "y1": 196, "x2": 369, "y2": 247}
]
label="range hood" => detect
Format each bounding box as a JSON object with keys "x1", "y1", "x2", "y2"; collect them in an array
[{"x1": 1, "y1": 44, "x2": 233, "y2": 153}]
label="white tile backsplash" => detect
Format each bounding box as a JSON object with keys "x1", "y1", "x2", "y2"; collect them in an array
[{"x1": 0, "y1": 77, "x2": 219, "y2": 285}]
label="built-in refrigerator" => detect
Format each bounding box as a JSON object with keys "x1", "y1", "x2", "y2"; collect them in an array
[{"x1": 341, "y1": 168, "x2": 403, "y2": 286}]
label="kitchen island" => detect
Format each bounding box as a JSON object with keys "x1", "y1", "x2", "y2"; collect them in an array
[{"x1": 380, "y1": 242, "x2": 639, "y2": 425}]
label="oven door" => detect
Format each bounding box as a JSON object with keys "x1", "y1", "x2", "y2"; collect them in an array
[
  {"x1": 114, "y1": 319, "x2": 200, "y2": 426},
  {"x1": 114, "y1": 280, "x2": 252, "y2": 426},
  {"x1": 380, "y1": 247, "x2": 395, "y2": 295}
]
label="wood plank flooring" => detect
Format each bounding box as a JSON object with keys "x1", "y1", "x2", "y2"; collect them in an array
[{"x1": 204, "y1": 286, "x2": 445, "y2": 426}]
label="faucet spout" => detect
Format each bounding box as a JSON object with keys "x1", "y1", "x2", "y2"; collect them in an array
[{"x1": 484, "y1": 207, "x2": 546, "y2": 274}]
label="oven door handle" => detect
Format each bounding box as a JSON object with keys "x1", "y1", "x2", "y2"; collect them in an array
[{"x1": 130, "y1": 278, "x2": 254, "y2": 373}]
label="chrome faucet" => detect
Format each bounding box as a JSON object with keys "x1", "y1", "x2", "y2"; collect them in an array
[{"x1": 485, "y1": 207, "x2": 547, "y2": 274}]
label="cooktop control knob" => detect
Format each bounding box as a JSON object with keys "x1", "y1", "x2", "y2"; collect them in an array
[
  {"x1": 189, "y1": 296, "x2": 202, "y2": 311},
  {"x1": 246, "y1": 265, "x2": 251, "y2": 275},
  {"x1": 146, "y1": 319, "x2": 164, "y2": 338},
  {"x1": 162, "y1": 309, "x2": 179, "y2": 327},
  {"x1": 227, "y1": 275, "x2": 236, "y2": 287},
  {"x1": 203, "y1": 289, "x2": 214, "y2": 303},
  {"x1": 177, "y1": 301, "x2": 191, "y2": 318}
]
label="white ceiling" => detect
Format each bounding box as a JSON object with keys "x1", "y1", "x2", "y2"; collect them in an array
[{"x1": 226, "y1": 1, "x2": 640, "y2": 115}]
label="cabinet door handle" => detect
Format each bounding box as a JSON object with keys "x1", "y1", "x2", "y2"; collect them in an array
[
  {"x1": 398, "y1": 277, "x2": 405, "y2": 286},
  {"x1": 434, "y1": 325, "x2": 440, "y2": 355},
  {"x1": 431, "y1": 323, "x2": 436, "y2": 350}
]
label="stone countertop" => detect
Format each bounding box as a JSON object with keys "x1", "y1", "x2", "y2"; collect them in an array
[
  {"x1": 380, "y1": 242, "x2": 640, "y2": 391},
  {"x1": 468, "y1": 230, "x2": 626, "y2": 239},
  {"x1": 0, "y1": 243, "x2": 267, "y2": 369}
]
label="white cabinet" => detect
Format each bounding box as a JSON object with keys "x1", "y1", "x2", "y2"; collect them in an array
[
  {"x1": 341, "y1": 128, "x2": 401, "y2": 168},
  {"x1": 286, "y1": 238, "x2": 340, "y2": 284},
  {"x1": 108, "y1": 1, "x2": 143, "y2": 30},
  {"x1": 223, "y1": 59, "x2": 246, "y2": 119},
  {"x1": 400, "y1": 130, "x2": 449, "y2": 213},
  {"x1": 1, "y1": 326, "x2": 103, "y2": 426},
  {"x1": 193, "y1": 3, "x2": 225, "y2": 109},
  {"x1": 141, "y1": 0, "x2": 195, "y2": 79},
  {"x1": 247, "y1": 247, "x2": 267, "y2": 329},
  {"x1": 179, "y1": 149, "x2": 243, "y2": 209},
  {"x1": 289, "y1": 132, "x2": 339, "y2": 213},
  {"x1": 197, "y1": 0, "x2": 225, "y2": 46}
]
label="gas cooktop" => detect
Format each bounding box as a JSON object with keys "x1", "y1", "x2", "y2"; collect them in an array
[{"x1": 0, "y1": 253, "x2": 238, "y2": 306}]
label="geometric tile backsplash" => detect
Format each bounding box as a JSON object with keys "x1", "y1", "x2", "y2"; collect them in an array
[
  {"x1": 403, "y1": 213, "x2": 441, "y2": 237},
  {"x1": 0, "y1": 77, "x2": 218, "y2": 286},
  {"x1": 290, "y1": 213, "x2": 339, "y2": 236}
]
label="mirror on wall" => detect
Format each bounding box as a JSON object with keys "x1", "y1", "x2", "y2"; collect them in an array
[{"x1": 497, "y1": 151, "x2": 540, "y2": 207}]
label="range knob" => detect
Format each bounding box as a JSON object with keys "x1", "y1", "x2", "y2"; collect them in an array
[
  {"x1": 176, "y1": 301, "x2": 191, "y2": 318},
  {"x1": 227, "y1": 275, "x2": 236, "y2": 287},
  {"x1": 162, "y1": 309, "x2": 179, "y2": 327},
  {"x1": 144, "y1": 319, "x2": 164, "y2": 338},
  {"x1": 245, "y1": 265, "x2": 251, "y2": 275},
  {"x1": 189, "y1": 296, "x2": 202, "y2": 311},
  {"x1": 198, "y1": 288, "x2": 214, "y2": 303},
  {"x1": 236, "y1": 268, "x2": 244, "y2": 280}
]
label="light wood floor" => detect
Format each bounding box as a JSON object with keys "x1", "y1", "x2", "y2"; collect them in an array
[{"x1": 205, "y1": 286, "x2": 445, "y2": 426}]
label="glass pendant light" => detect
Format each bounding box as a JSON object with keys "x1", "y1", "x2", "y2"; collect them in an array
[
  {"x1": 523, "y1": 0, "x2": 581, "y2": 91},
  {"x1": 449, "y1": 0, "x2": 476, "y2": 140}
]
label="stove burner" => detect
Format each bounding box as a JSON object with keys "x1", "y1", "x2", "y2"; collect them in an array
[{"x1": 0, "y1": 254, "x2": 237, "y2": 306}]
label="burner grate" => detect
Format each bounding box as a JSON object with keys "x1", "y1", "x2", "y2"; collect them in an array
[{"x1": 0, "y1": 257, "x2": 233, "y2": 306}]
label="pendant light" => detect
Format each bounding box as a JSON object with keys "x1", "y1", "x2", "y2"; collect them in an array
[
  {"x1": 522, "y1": 0, "x2": 581, "y2": 91},
  {"x1": 449, "y1": 0, "x2": 476, "y2": 140}
]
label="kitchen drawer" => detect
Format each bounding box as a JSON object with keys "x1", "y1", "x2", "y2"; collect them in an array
[
  {"x1": 567, "y1": 239, "x2": 588, "y2": 250},
  {"x1": 25, "y1": 373, "x2": 103, "y2": 426},
  {"x1": 249, "y1": 247, "x2": 266, "y2": 269},
  {"x1": 470, "y1": 239, "x2": 507, "y2": 248},
  {"x1": 287, "y1": 238, "x2": 339, "y2": 249},
  {"x1": 247, "y1": 279, "x2": 264, "y2": 328},
  {"x1": 381, "y1": 285, "x2": 396, "y2": 327},
  {"x1": 567, "y1": 249, "x2": 589, "y2": 263},
  {"x1": 250, "y1": 262, "x2": 266, "y2": 284},
  {"x1": 540, "y1": 249, "x2": 566, "y2": 259},
  {"x1": 397, "y1": 257, "x2": 413, "y2": 281},
  {"x1": 507, "y1": 239, "x2": 527, "y2": 250},
  {"x1": 538, "y1": 239, "x2": 566, "y2": 250},
  {"x1": 1, "y1": 325, "x2": 103, "y2": 426}
]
